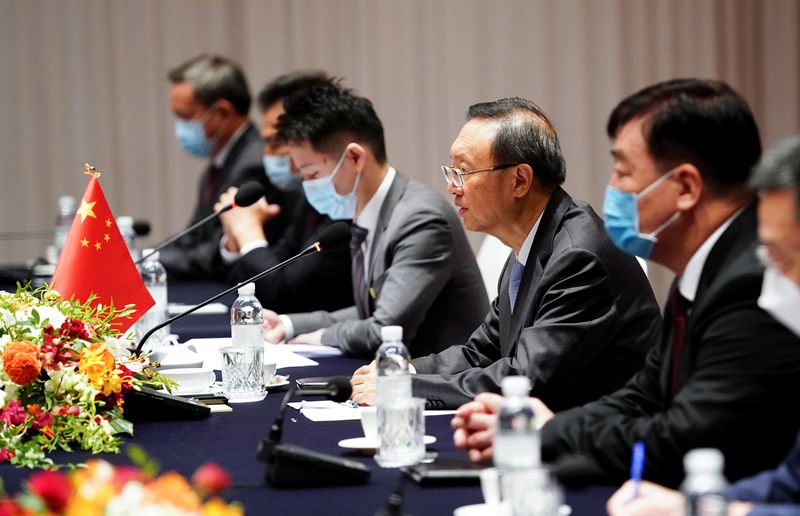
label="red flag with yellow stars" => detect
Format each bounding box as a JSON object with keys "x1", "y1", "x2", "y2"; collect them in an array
[{"x1": 51, "y1": 171, "x2": 154, "y2": 332}]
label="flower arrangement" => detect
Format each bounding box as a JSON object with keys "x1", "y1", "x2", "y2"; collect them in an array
[
  {"x1": 0, "y1": 448, "x2": 242, "y2": 515},
  {"x1": 0, "y1": 285, "x2": 171, "y2": 469}
]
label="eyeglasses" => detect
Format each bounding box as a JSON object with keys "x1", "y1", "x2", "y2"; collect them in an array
[{"x1": 440, "y1": 163, "x2": 518, "y2": 188}]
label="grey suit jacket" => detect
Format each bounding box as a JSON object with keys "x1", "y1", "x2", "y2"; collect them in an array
[
  {"x1": 288, "y1": 172, "x2": 489, "y2": 358},
  {"x1": 411, "y1": 187, "x2": 662, "y2": 410}
]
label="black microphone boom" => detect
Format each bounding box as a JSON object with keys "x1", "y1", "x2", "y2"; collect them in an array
[
  {"x1": 297, "y1": 376, "x2": 352, "y2": 401},
  {"x1": 135, "y1": 181, "x2": 265, "y2": 265},
  {"x1": 133, "y1": 220, "x2": 351, "y2": 355}
]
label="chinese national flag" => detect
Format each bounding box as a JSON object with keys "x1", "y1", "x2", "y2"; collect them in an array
[{"x1": 51, "y1": 175, "x2": 154, "y2": 332}]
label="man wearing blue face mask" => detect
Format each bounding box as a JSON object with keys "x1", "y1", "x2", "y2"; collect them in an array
[
  {"x1": 262, "y1": 83, "x2": 489, "y2": 359},
  {"x1": 159, "y1": 54, "x2": 286, "y2": 278},
  {"x1": 214, "y1": 71, "x2": 354, "y2": 313},
  {"x1": 453, "y1": 79, "x2": 800, "y2": 489}
]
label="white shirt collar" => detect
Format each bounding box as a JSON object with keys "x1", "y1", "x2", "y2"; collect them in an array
[
  {"x1": 515, "y1": 212, "x2": 543, "y2": 267},
  {"x1": 355, "y1": 166, "x2": 396, "y2": 238},
  {"x1": 679, "y1": 207, "x2": 746, "y2": 301},
  {"x1": 212, "y1": 121, "x2": 248, "y2": 168}
]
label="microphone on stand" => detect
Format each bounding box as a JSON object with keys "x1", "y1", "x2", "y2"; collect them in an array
[
  {"x1": 135, "y1": 181, "x2": 265, "y2": 265},
  {"x1": 375, "y1": 470, "x2": 413, "y2": 516},
  {"x1": 256, "y1": 377, "x2": 371, "y2": 488},
  {"x1": 133, "y1": 221, "x2": 352, "y2": 355}
]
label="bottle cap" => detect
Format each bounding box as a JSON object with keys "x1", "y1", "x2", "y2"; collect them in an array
[
  {"x1": 238, "y1": 282, "x2": 256, "y2": 296},
  {"x1": 683, "y1": 448, "x2": 724, "y2": 475},
  {"x1": 501, "y1": 376, "x2": 531, "y2": 397},
  {"x1": 141, "y1": 248, "x2": 159, "y2": 261},
  {"x1": 381, "y1": 325, "x2": 403, "y2": 341}
]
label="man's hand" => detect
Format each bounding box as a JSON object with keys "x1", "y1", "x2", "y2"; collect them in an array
[
  {"x1": 606, "y1": 480, "x2": 684, "y2": 516},
  {"x1": 350, "y1": 361, "x2": 377, "y2": 406},
  {"x1": 530, "y1": 397, "x2": 555, "y2": 427},
  {"x1": 215, "y1": 186, "x2": 280, "y2": 250},
  {"x1": 288, "y1": 328, "x2": 325, "y2": 345},
  {"x1": 451, "y1": 392, "x2": 503, "y2": 462},
  {"x1": 263, "y1": 310, "x2": 285, "y2": 343}
]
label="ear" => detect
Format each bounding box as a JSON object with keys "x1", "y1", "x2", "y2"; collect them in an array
[
  {"x1": 214, "y1": 99, "x2": 236, "y2": 119},
  {"x1": 347, "y1": 143, "x2": 368, "y2": 173},
  {"x1": 674, "y1": 164, "x2": 703, "y2": 212},
  {"x1": 511, "y1": 163, "x2": 534, "y2": 198}
]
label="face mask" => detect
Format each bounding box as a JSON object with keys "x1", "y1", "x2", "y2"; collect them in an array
[
  {"x1": 174, "y1": 107, "x2": 217, "y2": 158},
  {"x1": 263, "y1": 154, "x2": 301, "y2": 191},
  {"x1": 603, "y1": 169, "x2": 681, "y2": 259},
  {"x1": 758, "y1": 265, "x2": 800, "y2": 337},
  {"x1": 301, "y1": 149, "x2": 359, "y2": 220}
]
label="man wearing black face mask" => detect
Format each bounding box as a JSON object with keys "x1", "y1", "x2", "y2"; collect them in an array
[
  {"x1": 160, "y1": 54, "x2": 283, "y2": 279},
  {"x1": 214, "y1": 71, "x2": 354, "y2": 313}
]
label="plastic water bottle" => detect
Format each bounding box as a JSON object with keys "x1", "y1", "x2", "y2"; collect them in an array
[
  {"x1": 116, "y1": 216, "x2": 139, "y2": 261},
  {"x1": 134, "y1": 249, "x2": 170, "y2": 349},
  {"x1": 230, "y1": 283, "x2": 263, "y2": 347},
  {"x1": 49, "y1": 195, "x2": 76, "y2": 264},
  {"x1": 375, "y1": 325, "x2": 416, "y2": 467},
  {"x1": 494, "y1": 376, "x2": 539, "y2": 469},
  {"x1": 682, "y1": 449, "x2": 728, "y2": 516}
]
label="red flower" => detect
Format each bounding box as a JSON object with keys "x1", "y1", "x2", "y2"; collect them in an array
[
  {"x1": 112, "y1": 466, "x2": 143, "y2": 490},
  {"x1": 0, "y1": 498, "x2": 24, "y2": 516},
  {"x1": 1, "y1": 401, "x2": 26, "y2": 426},
  {"x1": 191, "y1": 462, "x2": 231, "y2": 495},
  {"x1": 26, "y1": 470, "x2": 71, "y2": 512},
  {"x1": 0, "y1": 448, "x2": 15, "y2": 462},
  {"x1": 32, "y1": 411, "x2": 54, "y2": 430}
]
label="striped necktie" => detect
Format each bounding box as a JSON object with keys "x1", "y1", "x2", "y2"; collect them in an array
[{"x1": 350, "y1": 225, "x2": 370, "y2": 318}]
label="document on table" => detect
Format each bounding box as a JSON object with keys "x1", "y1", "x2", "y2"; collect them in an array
[
  {"x1": 280, "y1": 343, "x2": 343, "y2": 357},
  {"x1": 167, "y1": 302, "x2": 228, "y2": 316},
  {"x1": 286, "y1": 400, "x2": 456, "y2": 422},
  {"x1": 184, "y1": 338, "x2": 319, "y2": 370}
]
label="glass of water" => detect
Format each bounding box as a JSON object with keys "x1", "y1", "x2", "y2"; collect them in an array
[
  {"x1": 220, "y1": 346, "x2": 266, "y2": 403},
  {"x1": 375, "y1": 397, "x2": 425, "y2": 468}
]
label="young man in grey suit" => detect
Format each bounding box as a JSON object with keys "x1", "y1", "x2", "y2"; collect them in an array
[
  {"x1": 351, "y1": 97, "x2": 661, "y2": 411},
  {"x1": 262, "y1": 83, "x2": 489, "y2": 358},
  {"x1": 453, "y1": 80, "x2": 800, "y2": 488}
]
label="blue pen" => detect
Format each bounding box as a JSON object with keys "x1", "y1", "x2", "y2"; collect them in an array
[{"x1": 630, "y1": 440, "x2": 646, "y2": 499}]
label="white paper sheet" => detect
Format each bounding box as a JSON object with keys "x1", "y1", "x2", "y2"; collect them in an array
[
  {"x1": 286, "y1": 401, "x2": 456, "y2": 422},
  {"x1": 184, "y1": 338, "x2": 319, "y2": 370},
  {"x1": 279, "y1": 343, "x2": 344, "y2": 357},
  {"x1": 167, "y1": 302, "x2": 228, "y2": 316}
]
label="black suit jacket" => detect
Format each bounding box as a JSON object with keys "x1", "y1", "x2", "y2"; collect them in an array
[
  {"x1": 225, "y1": 192, "x2": 354, "y2": 314},
  {"x1": 160, "y1": 123, "x2": 292, "y2": 279},
  {"x1": 411, "y1": 187, "x2": 661, "y2": 410},
  {"x1": 542, "y1": 202, "x2": 800, "y2": 487}
]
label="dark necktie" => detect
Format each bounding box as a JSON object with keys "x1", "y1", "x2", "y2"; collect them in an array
[
  {"x1": 508, "y1": 260, "x2": 525, "y2": 312},
  {"x1": 350, "y1": 225, "x2": 369, "y2": 319},
  {"x1": 202, "y1": 163, "x2": 220, "y2": 205},
  {"x1": 669, "y1": 288, "x2": 691, "y2": 397}
]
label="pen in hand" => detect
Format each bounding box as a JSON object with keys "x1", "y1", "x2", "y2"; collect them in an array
[{"x1": 629, "y1": 440, "x2": 646, "y2": 500}]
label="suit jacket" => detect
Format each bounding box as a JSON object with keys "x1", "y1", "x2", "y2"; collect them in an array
[
  {"x1": 541, "y1": 202, "x2": 800, "y2": 488},
  {"x1": 225, "y1": 192, "x2": 354, "y2": 314},
  {"x1": 288, "y1": 172, "x2": 489, "y2": 358},
  {"x1": 160, "y1": 123, "x2": 292, "y2": 279},
  {"x1": 411, "y1": 187, "x2": 661, "y2": 410}
]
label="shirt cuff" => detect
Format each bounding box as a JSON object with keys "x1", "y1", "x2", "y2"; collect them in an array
[
  {"x1": 219, "y1": 235, "x2": 240, "y2": 264},
  {"x1": 279, "y1": 315, "x2": 295, "y2": 341},
  {"x1": 239, "y1": 239, "x2": 268, "y2": 256}
]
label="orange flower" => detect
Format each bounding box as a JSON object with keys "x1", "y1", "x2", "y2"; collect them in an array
[
  {"x1": 2, "y1": 340, "x2": 41, "y2": 385},
  {"x1": 142, "y1": 471, "x2": 201, "y2": 511},
  {"x1": 78, "y1": 343, "x2": 120, "y2": 394}
]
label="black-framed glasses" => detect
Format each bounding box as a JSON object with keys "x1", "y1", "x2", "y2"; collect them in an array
[{"x1": 440, "y1": 163, "x2": 519, "y2": 188}]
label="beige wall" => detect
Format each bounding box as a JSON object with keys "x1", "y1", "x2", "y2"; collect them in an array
[{"x1": 1, "y1": 0, "x2": 799, "y2": 303}]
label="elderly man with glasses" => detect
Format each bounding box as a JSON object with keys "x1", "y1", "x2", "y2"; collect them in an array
[{"x1": 351, "y1": 97, "x2": 661, "y2": 410}]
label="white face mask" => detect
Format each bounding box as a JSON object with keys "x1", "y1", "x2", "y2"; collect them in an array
[{"x1": 758, "y1": 265, "x2": 800, "y2": 337}]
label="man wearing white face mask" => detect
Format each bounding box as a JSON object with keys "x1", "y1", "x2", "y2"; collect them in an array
[
  {"x1": 262, "y1": 83, "x2": 489, "y2": 358},
  {"x1": 214, "y1": 71, "x2": 354, "y2": 314},
  {"x1": 452, "y1": 79, "x2": 800, "y2": 489},
  {"x1": 160, "y1": 54, "x2": 285, "y2": 278},
  {"x1": 606, "y1": 135, "x2": 800, "y2": 516}
]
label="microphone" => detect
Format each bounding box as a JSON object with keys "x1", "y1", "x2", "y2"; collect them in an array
[
  {"x1": 296, "y1": 376, "x2": 352, "y2": 400},
  {"x1": 135, "y1": 181, "x2": 265, "y2": 265},
  {"x1": 256, "y1": 377, "x2": 370, "y2": 488},
  {"x1": 132, "y1": 220, "x2": 151, "y2": 237},
  {"x1": 133, "y1": 221, "x2": 352, "y2": 355},
  {"x1": 374, "y1": 471, "x2": 412, "y2": 516}
]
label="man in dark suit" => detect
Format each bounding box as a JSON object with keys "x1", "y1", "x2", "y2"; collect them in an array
[
  {"x1": 453, "y1": 80, "x2": 800, "y2": 488},
  {"x1": 214, "y1": 71, "x2": 353, "y2": 313},
  {"x1": 351, "y1": 97, "x2": 661, "y2": 410},
  {"x1": 606, "y1": 134, "x2": 800, "y2": 516},
  {"x1": 262, "y1": 83, "x2": 489, "y2": 358},
  {"x1": 159, "y1": 54, "x2": 288, "y2": 278}
]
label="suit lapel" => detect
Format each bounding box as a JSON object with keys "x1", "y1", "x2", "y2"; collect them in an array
[{"x1": 366, "y1": 173, "x2": 408, "y2": 305}]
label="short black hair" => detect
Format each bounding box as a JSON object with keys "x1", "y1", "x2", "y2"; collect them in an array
[
  {"x1": 275, "y1": 83, "x2": 387, "y2": 164},
  {"x1": 607, "y1": 78, "x2": 762, "y2": 195},
  {"x1": 256, "y1": 70, "x2": 333, "y2": 112},
  {"x1": 168, "y1": 54, "x2": 251, "y2": 115},
  {"x1": 466, "y1": 97, "x2": 566, "y2": 188},
  {"x1": 750, "y1": 134, "x2": 800, "y2": 218}
]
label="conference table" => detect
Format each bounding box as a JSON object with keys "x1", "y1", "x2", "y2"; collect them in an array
[{"x1": 0, "y1": 279, "x2": 616, "y2": 514}]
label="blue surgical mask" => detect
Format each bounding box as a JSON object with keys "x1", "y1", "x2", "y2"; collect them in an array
[
  {"x1": 263, "y1": 154, "x2": 301, "y2": 191},
  {"x1": 302, "y1": 149, "x2": 358, "y2": 220},
  {"x1": 174, "y1": 108, "x2": 217, "y2": 158},
  {"x1": 603, "y1": 169, "x2": 680, "y2": 259},
  {"x1": 758, "y1": 265, "x2": 800, "y2": 337}
]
